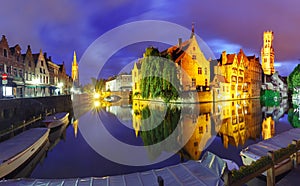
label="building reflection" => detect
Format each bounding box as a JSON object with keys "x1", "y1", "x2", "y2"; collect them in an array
[{"x1": 103, "y1": 98, "x2": 290, "y2": 161}]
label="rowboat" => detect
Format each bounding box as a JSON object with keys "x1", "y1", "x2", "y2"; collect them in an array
[
  {"x1": 0, "y1": 128, "x2": 50, "y2": 179},
  {"x1": 240, "y1": 128, "x2": 300, "y2": 176},
  {"x1": 42, "y1": 112, "x2": 69, "y2": 129}
]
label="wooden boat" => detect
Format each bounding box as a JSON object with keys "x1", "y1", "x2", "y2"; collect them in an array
[
  {"x1": 42, "y1": 112, "x2": 69, "y2": 128},
  {"x1": 0, "y1": 128, "x2": 49, "y2": 179},
  {"x1": 240, "y1": 128, "x2": 300, "y2": 176}
]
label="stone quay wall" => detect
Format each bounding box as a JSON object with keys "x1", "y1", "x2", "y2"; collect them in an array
[{"x1": 0, "y1": 95, "x2": 73, "y2": 132}]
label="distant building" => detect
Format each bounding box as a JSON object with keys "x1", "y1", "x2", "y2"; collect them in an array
[
  {"x1": 261, "y1": 31, "x2": 275, "y2": 75},
  {"x1": 212, "y1": 51, "x2": 245, "y2": 100},
  {"x1": 0, "y1": 35, "x2": 74, "y2": 98},
  {"x1": 260, "y1": 31, "x2": 288, "y2": 98},
  {"x1": 163, "y1": 24, "x2": 210, "y2": 91},
  {"x1": 32, "y1": 49, "x2": 50, "y2": 97},
  {"x1": 0, "y1": 35, "x2": 24, "y2": 98},
  {"x1": 45, "y1": 54, "x2": 60, "y2": 96},
  {"x1": 72, "y1": 51, "x2": 79, "y2": 87},
  {"x1": 132, "y1": 59, "x2": 142, "y2": 97},
  {"x1": 106, "y1": 74, "x2": 132, "y2": 92},
  {"x1": 211, "y1": 49, "x2": 262, "y2": 101}
]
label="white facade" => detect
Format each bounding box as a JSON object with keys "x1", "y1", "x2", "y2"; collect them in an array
[{"x1": 106, "y1": 74, "x2": 132, "y2": 92}]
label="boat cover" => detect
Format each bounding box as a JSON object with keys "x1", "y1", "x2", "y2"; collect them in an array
[
  {"x1": 0, "y1": 152, "x2": 227, "y2": 186},
  {"x1": 241, "y1": 128, "x2": 300, "y2": 158},
  {"x1": 0, "y1": 128, "x2": 49, "y2": 164}
]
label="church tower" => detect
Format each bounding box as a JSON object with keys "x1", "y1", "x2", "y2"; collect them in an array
[
  {"x1": 261, "y1": 31, "x2": 275, "y2": 75},
  {"x1": 72, "y1": 51, "x2": 79, "y2": 86}
]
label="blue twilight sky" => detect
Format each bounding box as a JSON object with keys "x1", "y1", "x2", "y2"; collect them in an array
[{"x1": 0, "y1": 0, "x2": 299, "y2": 80}]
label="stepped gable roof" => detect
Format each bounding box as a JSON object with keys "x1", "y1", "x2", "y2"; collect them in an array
[
  {"x1": 226, "y1": 54, "x2": 235, "y2": 65},
  {"x1": 162, "y1": 39, "x2": 192, "y2": 64}
]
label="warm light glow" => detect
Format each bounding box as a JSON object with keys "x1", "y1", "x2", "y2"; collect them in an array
[
  {"x1": 94, "y1": 92, "x2": 100, "y2": 99},
  {"x1": 58, "y1": 82, "x2": 64, "y2": 88},
  {"x1": 32, "y1": 77, "x2": 39, "y2": 85},
  {"x1": 94, "y1": 100, "x2": 100, "y2": 108}
]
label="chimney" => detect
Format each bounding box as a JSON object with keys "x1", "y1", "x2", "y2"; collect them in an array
[
  {"x1": 178, "y1": 38, "x2": 182, "y2": 48},
  {"x1": 222, "y1": 51, "x2": 227, "y2": 65}
]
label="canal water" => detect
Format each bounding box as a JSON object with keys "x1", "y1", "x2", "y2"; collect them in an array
[{"x1": 7, "y1": 98, "x2": 300, "y2": 179}]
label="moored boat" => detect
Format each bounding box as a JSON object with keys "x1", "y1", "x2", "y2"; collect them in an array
[
  {"x1": 42, "y1": 112, "x2": 69, "y2": 129},
  {"x1": 0, "y1": 128, "x2": 50, "y2": 179},
  {"x1": 240, "y1": 128, "x2": 300, "y2": 176}
]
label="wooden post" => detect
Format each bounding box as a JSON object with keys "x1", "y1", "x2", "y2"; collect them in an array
[
  {"x1": 292, "y1": 140, "x2": 298, "y2": 168},
  {"x1": 157, "y1": 176, "x2": 164, "y2": 186},
  {"x1": 267, "y1": 151, "x2": 275, "y2": 186}
]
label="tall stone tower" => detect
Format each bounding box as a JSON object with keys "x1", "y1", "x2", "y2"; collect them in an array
[
  {"x1": 72, "y1": 51, "x2": 79, "y2": 87},
  {"x1": 261, "y1": 31, "x2": 275, "y2": 75}
]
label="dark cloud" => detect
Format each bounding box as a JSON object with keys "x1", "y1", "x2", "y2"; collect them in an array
[{"x1": 0, "y1": 0, "x2": 299, "y2": 77}]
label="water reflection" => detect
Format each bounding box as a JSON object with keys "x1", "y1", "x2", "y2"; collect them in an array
[
  {"x1": 102, "y1": 98, "x2": 292, "y2": 162},
  {"x1": 288, "y1": 100, "x2": 300, "y2": 128}
]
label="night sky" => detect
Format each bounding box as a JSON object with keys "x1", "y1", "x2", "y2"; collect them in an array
[{"x1": 1, "y1": 0, "x2": 299, "y2": 82}]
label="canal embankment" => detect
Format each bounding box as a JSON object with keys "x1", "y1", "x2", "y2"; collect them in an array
[{"x1": 0, "y1": 95, "x2": 73, "y2": 136}]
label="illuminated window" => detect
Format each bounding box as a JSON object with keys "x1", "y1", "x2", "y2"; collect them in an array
[
  {"x1": 199, "y1": 126, "x2": 203, "y2": 134},
  {"x1": 198, "y1": 67, "x2": 202, "y2": 74},
  {"x1": 192, "y1": 78, "x2": 196, "y2": 87}
]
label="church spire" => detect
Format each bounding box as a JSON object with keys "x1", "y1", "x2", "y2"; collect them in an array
[
  {"x1": 190, "y1": 22, "x2": 195, "y2": 38},
  {"x1": 73, "y1": 51, "x2": 77, "y2": 65},
  {"x1": 72, "y1": 51, "x2": 79, "y2": 87}
]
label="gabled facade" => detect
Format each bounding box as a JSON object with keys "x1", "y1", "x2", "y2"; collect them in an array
[
  {"x1": 22, "y1": 45, "x2": 36, "y2": 97},
  {"x1": 214, "y1": 51, "x2": 245, "y2": 99},
  {"x1": 45, "y1": 54, "x2": 60, "y2": 95},
  {"x1": 164, "y1": 24, "x2": 210, "y2": 91},
  {"x1": 32, "y1": 49, "x2": 50, "y2": 96},
  {"x1": 132, "y1": 59, "x2": 142, "y2": 97}
]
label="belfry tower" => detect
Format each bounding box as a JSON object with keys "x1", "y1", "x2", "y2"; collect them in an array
[
  {"x1": 72, "y1": 51, "x2": 79, "y2": 87},
  {"x1": 261, "y1": 31, "x2": 275, "y2": 75}
]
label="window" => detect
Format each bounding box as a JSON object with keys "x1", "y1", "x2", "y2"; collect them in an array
[
  {"x1": 199, "y1": 126, "x2": 203, "y2": 134},
  {"x1": 28, "y1": 61, "x2": 31, "y2": 67},
  {"x1": 264, "y1": 58, "x2": 267, "y2": 63},
  {"x1": 13, "y1": 68, "x2": 17, "y2": 76},
  {"x1": 3, "y1": 49, "x2": 7, "y2": 57},
  {"x1": 41, "y1": 60, "x2": 44, "y2": 66},
  {"x1": 192, "y1": 55, "x2": 196, "y2": 60},
  {"x1": 192, "y1": 78, "x2": 196, "y2": 87},
  {"x1": 0, "y1": 64, "x2": 4, "y2": 72},
  {"x1": 205, "y1": 79, "x2": 208, "y2": 86},
  {"x1": 198, "y1": 67, "x2": 202, "y2": 74},
  {"x1": 204, "y1": 68, "x2": 207, "y2": 75},
  {"x1": 40, "y1": 68, "x2": 43, "y2": 73},
  {"x1": 46, "y1": 76, "x2": 48, "y2": 84},
  {"x1": 19, "y1": 70, "x2": 23, "y2": 77},
  {"x1": 43, "y1": 69, "x2": 45, "y2": 74}
]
